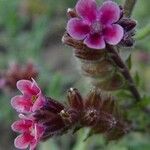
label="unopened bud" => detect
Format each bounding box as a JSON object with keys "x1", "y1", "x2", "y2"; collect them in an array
[
  {"x1": 67, "y1": 8, "x2": 77, "y2": 18},
  {"x1": 67, "y1": 88, "x2": 83, "y2": 110},
  {"x1": 119, "y1": 18, "x2": 137, "y2": 31}
]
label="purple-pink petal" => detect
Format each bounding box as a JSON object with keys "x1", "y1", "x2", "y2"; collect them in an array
[
  {"x1": 14, "y1": 133, "x2": 34, "y2": 149},
  {"x1": 98, "y1": 1, "x2": 121, "y2": 25},
  {"x1": 76, "y1": 0, "x2": 97, "y2": 22},
  {"x1": 84, "y1": 33, "x2": 105, "y2": 49},
  {"x1": 11, "y1": 119, "x2": 32, "y2": 133},
  {"x1": 34, "y1": 123, "x2": 45, "y2": 140},
  {"x1": 32, "y1": 94, "x2": 46, "y2": 112},
  {"x1": 11, "y1": 95, "x2": 33, "y2": 113},
  {"x1": 29, "y1": 139, "x2": 37, "y2": 150},
  {"x1": 17, "y1": 79, "x2": 40, "y2": 96},
  {"x1": 104, "y1": 24, "x2": 124, "y2": 45},
  {"x1": 67, "y1": 18, "x2": 90, "y2": 40}
]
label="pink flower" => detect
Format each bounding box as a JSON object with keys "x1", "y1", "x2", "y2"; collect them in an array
[
  {"x1": 11, "y1": 79, "x2": 45, "y2": 113},
  {"x1": 11, "y1": 118, "x2": 44, "y2": 150},
  {"x1": 67, "y1": 0, "x2": 124, "y2": 49}
]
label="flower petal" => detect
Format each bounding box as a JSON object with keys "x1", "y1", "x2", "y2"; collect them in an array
[
  {"x1": 29, "y1": 139, "x2": 37, "y2": 150},
  {"x1": 30, "y1": 124, "x2": 44, "y2": 150},
  {"x1": 14, "y1": 133, "x2": 34, "y2": 149},
  {"x1": 104, "y1": 24, "x2": 124, "y2": 45},
  {"x1": 84, "y1": 33, "x2": 105, "y2": 49},
  {"x1": 19, "y1": 114, "x2": 34, "y2": 120},
  {"x1": 11, "y1": 119, "x2": 32, "y2": 133},
  {"x1": 98, "y1": 1, "x2": 121, "y2": 25},
  {"x1": 32, "y1": 94, "x2": 46, "y2": 112},
  {"x1": 11, "y1": 95, "x2": 33, "y2": 113},
  {"x1": 17, "y1": 79, "x2": 40, "y2": 96},
  {"x1": 34, "y1": 123, "x2": 45, "y2": 140},
  {"x1": 67, "y1": 18, "x2": 90, "y2": 40},
  {"x1": 76, "y1": 0, "x2": 97, "y2": 22}
]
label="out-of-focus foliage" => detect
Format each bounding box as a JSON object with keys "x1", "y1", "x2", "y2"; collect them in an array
[{"x1": 0, "y1": 0, "x2": 150, "y2": 150}]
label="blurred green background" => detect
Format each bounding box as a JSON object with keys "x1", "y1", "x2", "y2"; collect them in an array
[{"x1": 0, "y1": 0, "x2": 150, "y2": 150}]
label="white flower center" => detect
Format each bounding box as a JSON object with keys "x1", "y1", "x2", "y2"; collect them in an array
[{"x1": 91, "y1": 21, "x2": 102, "y2": 34}]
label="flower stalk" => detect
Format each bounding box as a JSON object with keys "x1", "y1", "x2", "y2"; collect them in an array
[
  {"x1": 106, "y1": 44, "x2": 141, "y2": 101},
  {"x1": 124, "y1": 0, "x2": 137, "y2": 17}
]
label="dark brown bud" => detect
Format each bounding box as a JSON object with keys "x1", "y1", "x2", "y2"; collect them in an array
[
  {"x1": 120, "y1": 37, "x2": 134, "y2": 47},
  {"x1": 92, "y1": 112, "x2": 117, "y2": 134},
  {"x1": 63, "y1": 88, "x2": 84, "y2": 126},
  {"x1": 120, "y1": 29, "x2": 135, "y2": 47},
  {"x1": 82, "y1": 108, "x2": 100, "y2": 126},
  {"x1": 102, "y1": 96, "x2": 117, "y2": 115},
  {"x1": 81, "y1": 90, "x2": 105, "y2": 126},
  {"x1": 105, "y1": 121, "x2": 130, "y2": 140},
  {"x1": 118, "y1": 18, "x2": 137, "y2": 32},
  {"x1": 67, "y1": 88, "x2": 83, "y2": 110},
  {"x1": 84, "y1": 89, "x2": 102, "y2": 109}
]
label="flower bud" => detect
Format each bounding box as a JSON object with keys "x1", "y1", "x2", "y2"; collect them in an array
[
  {"x1": 118, "y1": 18, "x2": 137, "y2": 32},
  {"x1": 67, "y1": 88, "x2": 83, "y2": 110},
  {"x1": 105, "y1": 121, "x2": 130, "y2": 140},
  {"x1": 3, "y1": 61, "x2": 38, "y2": 90}
]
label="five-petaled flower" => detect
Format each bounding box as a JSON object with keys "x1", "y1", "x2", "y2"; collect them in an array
[
  {"x1": 11, "y1": 116, "x2": 45, "y2": 150},
  {"x1": 11, "y1": 79, "x2": 45, "y2": 113},
  {"x1": 67, "y1": 0, "x2": 124, "y2": 49}
]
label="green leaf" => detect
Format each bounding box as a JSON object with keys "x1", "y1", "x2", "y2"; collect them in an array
[
  {"x1": 134, "y1": 71, "x2": 140, "y2": 86},
  {"x1": 126, "y1": 55, "x2": 132, "y2": 70},
  {"x1": 138, "y1": 95, "x2": 150, "y2": 108}
]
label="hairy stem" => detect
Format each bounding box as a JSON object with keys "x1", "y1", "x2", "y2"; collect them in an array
[
  {"x1": 106, "y1": 45, "x2": 141, "y2": 102},
  {"x1": 124, "y1": 0, "x2": 137, "y2": 17}
]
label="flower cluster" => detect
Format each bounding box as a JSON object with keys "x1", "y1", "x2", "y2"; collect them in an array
[
  {"x1": 0, "y1": 61, "x2": 38, "y2": 90},
  {"x1": 62, "y1": 0, "x2": 136, "y2": 92},
  {"x1": 11, "y1": 79, "x2": 46, "y2": 150},
  {"x1": 11, "y1": 79, "x2": 129, "y2": 149},
  {"x1": 11, "y1": 79, "x2": 81, "y2": 150},
  {"x1": 66, "y1": 0, "x2": 136, "y2": 49}
]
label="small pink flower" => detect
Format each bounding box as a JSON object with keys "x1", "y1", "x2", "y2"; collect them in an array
[
  {"x1": 67, "y1": 0, "x2": 124, "y2": 49},
  {"x1": 11, "y1": 79, "x2": 45, "y2": 113},
  {"x1": 11, "y1": 118, "x2": 44, "y2": 150}
]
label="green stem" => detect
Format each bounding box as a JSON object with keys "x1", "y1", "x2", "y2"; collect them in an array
[
  {"x1": 123, "y1": 0, "x2": 137, "y2": 17},
  {"x1": 106, "y1": 45, "x2": 141, "y2": 102},
  {"x1": 73, "y1": 129, "x2": 89, "y2": 150},
  {"x1": 135, "y1": 24, "x2": 150, "y2": 40}
]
